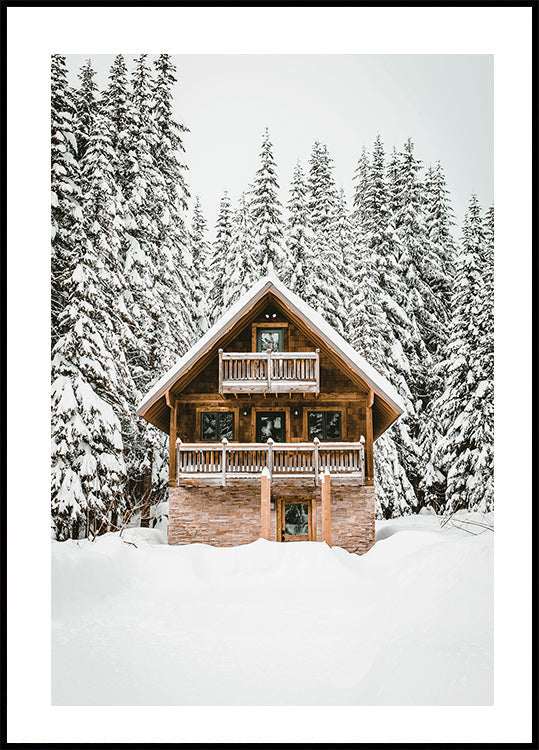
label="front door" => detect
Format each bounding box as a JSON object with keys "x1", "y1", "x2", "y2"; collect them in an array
[
  {"x1": 256, "y1": 411, "x2": 286, "y2": 443},
  {"x1": 278, "y1": 498, "x2": 313, "y2": 542}
]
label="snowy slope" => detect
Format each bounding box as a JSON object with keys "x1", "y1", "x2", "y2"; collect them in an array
[{"x1": 51, "y1": 514, "x2": 493, "y2": 706}]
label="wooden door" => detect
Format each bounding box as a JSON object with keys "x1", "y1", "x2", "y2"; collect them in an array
[
  {"x1": 256, "y1": 411, "x2": 286, "y2": 442},
  {"x1": 277, "y1": 498, "x2": 313, "y2": 542}
]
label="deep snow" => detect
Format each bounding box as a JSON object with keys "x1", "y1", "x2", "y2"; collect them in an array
[{"x1": 51, "y1": 512, "x2": 493, "y2": 705}]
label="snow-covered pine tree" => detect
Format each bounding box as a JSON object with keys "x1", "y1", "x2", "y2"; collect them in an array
[
  {"x1": 73, "y1": 58, "x2": 98, "y2": 160},
  {"x1": 307, "y1": 142, "x2": 346, "y2": 333},
  {"x1": 334, "y1": 187, "x2": 356, "y2": 332},
  {"x1": 284, "y1": 161, "x2": 316, "y2": 301},
  {"x1": 434, "y1": 195, "x2": 493, "y2": 513},
  {"x1": 472, "y1": 203, "x2": 494, "y2": 511},
  {"x1": 250, "y1": 127, "x2": 286, "y2": 275},
  {"x1": 349, "y1": 135, "x2": 416, "y2": 517},
  {"x1": 389, "y1": 138, "x2": 436, "y2": 506},
  {"x1": 101, "y1": 55, "x2": 133, "y2": 205},
  {"x1": 51, "y1": 113, "x2": 131, "y2": 539},
  {"x1": 150, "y1": 53, "x2": 196, "y2": 364},
  {"x1": 352, "y1": 146, "x2": 370, "y2": 231},
  {"x1": 51, "y1": 54, "x2": 82, "y2": 350},
  {"x1": 121, "y1": 54, "x2": 178, "y2": 514},
  {"x1": 190, "y1": 196, "x2": 212, "y2": 333},
  {"x1": 419, "y1": 161, "x2": 458, "y2": 507},
  {"x1": 208, "y1": 191, "x2": 233, "y2": 317},
  {"x1": 222, "y1": 192, "x2": 258, "y2": 308}
]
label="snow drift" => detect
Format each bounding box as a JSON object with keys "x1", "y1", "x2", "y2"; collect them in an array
[{"x1": 51, "y1": 515, "x2": 493, "y2": 705}]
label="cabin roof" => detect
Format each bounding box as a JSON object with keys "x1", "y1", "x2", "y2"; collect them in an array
[{"x1": 136, "y1": 274, "x2": 406, "y2": 436}]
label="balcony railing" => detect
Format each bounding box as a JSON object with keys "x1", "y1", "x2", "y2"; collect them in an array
[
  {"x1": 175, "y1": 437, "x2": 365, "y2": 486},
  {"x1": 218, "y1": 349, "x2": 320, "y2": 394}
]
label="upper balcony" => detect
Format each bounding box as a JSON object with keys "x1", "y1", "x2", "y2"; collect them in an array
[{"x1": 218, "y1": 349, "x2": 320, "y2": 395}]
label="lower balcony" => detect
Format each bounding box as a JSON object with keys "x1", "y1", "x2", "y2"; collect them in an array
[{"x1": 175, "y1": 437, "x2": 365, "y2": 486}]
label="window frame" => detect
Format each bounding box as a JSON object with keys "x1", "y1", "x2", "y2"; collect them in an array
[
  {"x1": 251, "y1": 322, "x2": 289, "y2": 352},
  {"x1": 200, "y1": 410, "x2": 235, "y2": 442},
  {"x1": 306, "y1": 410, "x2": 343, "y2": 441}
]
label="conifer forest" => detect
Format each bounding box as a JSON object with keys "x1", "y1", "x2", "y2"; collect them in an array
[{"x1": 51, "y1": 54, "x2": 494, "y2": 540}]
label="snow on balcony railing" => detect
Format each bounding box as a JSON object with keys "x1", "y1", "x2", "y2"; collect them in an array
[
  {"x1": 175, "y1": 437, "x2": 365, "y2": 486},
  {"x1": 218, "y1": 349, "x2": 320, "y2": 394}
]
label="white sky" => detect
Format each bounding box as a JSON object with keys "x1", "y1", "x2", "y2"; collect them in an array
[{"x1": 65, "y1": 53, "x2": 493, "y2": 239}]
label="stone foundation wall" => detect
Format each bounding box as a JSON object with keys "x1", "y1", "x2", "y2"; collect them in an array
[{"x1": 169, "y1": 479, "x2": 375, "y2": 555}]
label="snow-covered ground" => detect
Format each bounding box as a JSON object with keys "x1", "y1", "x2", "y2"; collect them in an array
[{"x1": 51, "y1": 512, "x2": 493, "y2": 705}]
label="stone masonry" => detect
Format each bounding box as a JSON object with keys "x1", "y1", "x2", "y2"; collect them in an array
[{"x1": 168, "y1": 480, "x2": 375, "y2": 555}]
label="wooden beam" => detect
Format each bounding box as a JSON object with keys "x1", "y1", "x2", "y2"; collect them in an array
[
  {"x1": 168, "y1": 401, "x2": 177, "y2": 485},
  {"x1": 260, "y1": 467, "x2": 271, "y2": 540},
  {"x1": 321, "y1": 469, "x2": 331, "y2": 547},
  {"x1": 365, "y1": 396, "x2": 374, "y2": 480},
  {"x1": 368, "y1": 389, "x2": 374, "y2": 408}
]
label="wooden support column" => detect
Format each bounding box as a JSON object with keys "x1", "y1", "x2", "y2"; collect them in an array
[
  {"x1": 366, "y1": 389, "x2": 374, "y2": 481},
  {"x1": 260, "y1": 466, "x2": 271, "y2": 540},
  {"x1": 321, "y1": 468, "x2": 332, "y2": 547},
  {"x1": 167, "y1": 393, "x2": 177, "y2": 485}
]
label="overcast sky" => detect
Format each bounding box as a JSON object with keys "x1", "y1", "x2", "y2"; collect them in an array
[{"x1": 66, "y1": 54, "x2": 493, "y2": 239}]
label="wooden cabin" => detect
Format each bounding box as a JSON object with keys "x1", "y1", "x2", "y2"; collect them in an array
[{"x1": 136, "y1": 275, "x2": 405, "y2": 554}]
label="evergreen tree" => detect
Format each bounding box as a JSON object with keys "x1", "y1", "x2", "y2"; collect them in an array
[
  {"x1": 434, "y1": 195, "x2": 492, "y2": 513},
  {"x1": 307, "y1": 142, "x2": 346, "y2": 333},
  {"x1": 150, "y1": 53, "x2": 197, "y2": 362},
  {"x1": 101, "y1": 55, "x2": 133, "y2": 203},
  {"x1": 419, "y1": 161, "x2": 458, "y2": 507},
  {"x1": 251, "y1": 128, "x2": 285, "y2": 275},
  {"x1": 350, "y1": 135, "x2": 416, "y2": 517},
  {"x1": 51, "y1": 54, "x2": 82, "y2": 349},
  {"x1": 352, "y1": 146, "x2": 370, "y2": 231},
  {"x1": 208, "y1": 191, "x2": 233, "y2": 315},
  {"x1": 222, "y1": 192, "x2": 258, "y2": 308},
  {"x1": 74, "y1": 58, "x2": 98, "y2": 159},
  {"x1": 190, "y1": 196, "x2": 212, "y2": 332},
  {"x1": 334, "y1": 187, "x2": 355, "y2": 328},
  {"x1": 285, "y1": 161, "x2": 316, "y2": 301}
]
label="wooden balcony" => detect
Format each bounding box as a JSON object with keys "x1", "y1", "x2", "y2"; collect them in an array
[
  {"x1": 218, "y1": 349, "x2": 320, "y2": 394},
  {"x1": 175, "y1": 437, "x2": 365, "y2": 486}
]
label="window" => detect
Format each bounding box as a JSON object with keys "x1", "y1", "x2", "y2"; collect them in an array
[
  {"x1": 307, "y1": 411, "x2": 342, "y2": 441},
  {"x1": 201, "y1": 412, "x2": 235, "y2": 441},
  {"x1": 256, "y1": 327, "x2": 284, "y2": 352}
]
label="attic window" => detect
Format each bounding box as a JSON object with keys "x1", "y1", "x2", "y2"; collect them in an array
[{"x1": 256, "y1": 327, "x2": 284, "y2": 352}]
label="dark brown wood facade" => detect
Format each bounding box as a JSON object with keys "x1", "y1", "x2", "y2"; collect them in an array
[
  {"x1": 138, "y1": 282, "x2": 403, "y2": 551},
  {"x1": 166, "y1": 302, "x2": 374, "y2": 486}
]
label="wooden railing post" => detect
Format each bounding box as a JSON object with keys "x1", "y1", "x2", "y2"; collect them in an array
[
  {"x1": 260, "y1": 466, "x2": 271, "y2": 540},
  {"x1": 221, "y1": 437, "x2": 228, "y2": 486},
  {"x1": 315, "y1": 348, "x2": 320, "y2": 389},
  {"x1": 313, "y1": 437, "x2": 320, "y2": 486},
  {"x1": 176, "y1": 438, "x2": 181, "y2": 485},
  {"x1": 359, "y1": 435, "x2": 366, "y2": 484},
  {"x1": 321, "y1": 468, "x2": 332, "y2": 547},
  {"x1": 218, "y1": 349, "x2": 223, "y2": 394},
  {"x1": 266, "y1": 348, "x2": 272, "y2": 392},
  {"x1": 266, "y1": 437, "x2": 274, "y2": 480}
]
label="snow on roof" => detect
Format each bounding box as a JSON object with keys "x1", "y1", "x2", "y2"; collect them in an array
[{"x1": 136, "y1": 273, "x2": 406, "y2": 417}]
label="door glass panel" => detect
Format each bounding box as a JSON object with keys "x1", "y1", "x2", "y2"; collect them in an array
[
  {"x1": 308, "y1": 411, "x2": 324, "y2": 440},
  {"x1": 219, "y1": 412, "x2": 234, "y2": 441},
  {"x1": 284, "y1": 503, "x2": 309, "y2": 535},
  {"x1": 201, "y1": 413, "x2": 217, "y2": 440},
  {"x1": 307, "y1": 411, "x2": 342, "y2": 440},
  {"x1": 256, "y1": 412, "x2": 285, "y2": 442},
  {"x1": 257, "y1": 328, "x2": 284, "y2": 352},
  {"x1": 326, "y1": 411, "x2": 342, "y2": 440}
]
